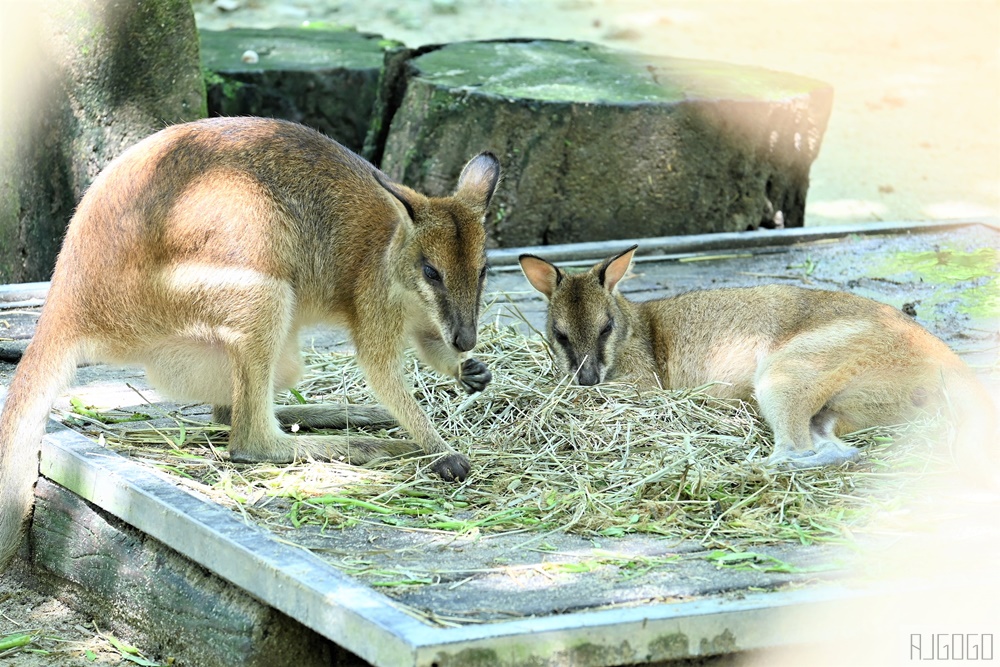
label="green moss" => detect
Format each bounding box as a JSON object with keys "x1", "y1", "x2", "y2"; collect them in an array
[
  {"x1": 874, "y1": 247, "x2": 1000, "y2": 318},
  {"x1": 201, "y1": 66, "x2": 224, "y2": 87},
  {"x1": 648, "y1": 632, "x2": 690, "y2": 658},
  {"x1": 201, "y1": 67, "x2": 243, "y2": 100},
  {"x1": 411, "y1": 41, "x2": 828, "y2": 104},
  {"x1": 299, "y1": 21, "x2": 352, "y2": 31},
  {"x1": 700, "y1": 629, "x2": 738, "y2": 655}
]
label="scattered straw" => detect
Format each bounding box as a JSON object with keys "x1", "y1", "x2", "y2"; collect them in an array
[{"x1": 64, "y1": 320, "x2": 952, "y2": 549}]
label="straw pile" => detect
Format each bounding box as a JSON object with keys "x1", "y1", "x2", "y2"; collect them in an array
[{"x1": 68, "y1": 319, "x2": 950, "y2": 548}]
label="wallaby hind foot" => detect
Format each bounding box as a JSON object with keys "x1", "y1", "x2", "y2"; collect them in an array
[{"x1": 766, "y1": 442, "x2": 861, "y2": 469}]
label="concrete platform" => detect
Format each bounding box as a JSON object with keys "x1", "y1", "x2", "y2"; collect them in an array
[{"x1": 1, "y1": 219, "x2": 998, "y2": 666}]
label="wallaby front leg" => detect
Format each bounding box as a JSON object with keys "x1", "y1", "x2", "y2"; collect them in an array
[
  {"x1": 357, "y1": 343, "x2": 470, "y2": 481},
  {"x1": 414, "y1": 330, "x2": 492, "y2": 394}
]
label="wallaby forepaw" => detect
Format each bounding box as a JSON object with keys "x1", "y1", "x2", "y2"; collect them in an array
[
  {"x1": 460, "y1": 358, "x2": 492, "y2": 393},
  {"x1": 432, "y1": 452, "x2": 471, "y2": 482}
]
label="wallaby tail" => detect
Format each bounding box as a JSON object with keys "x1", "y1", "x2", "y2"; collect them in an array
[
  {"x1": 942, "y1": 366, "x2": 999, "y2": 484},
  {"x1": 0, "y1": 319, "x2": 80, "y2": 570}
]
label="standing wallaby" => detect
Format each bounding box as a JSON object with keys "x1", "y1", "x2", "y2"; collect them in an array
[
  {"x1": 520, "y1": 244, "x2": 996, "y2": 469},
  {"x1": 0, "y1": 117, "x2": 500, "y2": 569}
]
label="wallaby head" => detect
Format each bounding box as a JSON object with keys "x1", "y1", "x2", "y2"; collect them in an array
[
  {"x1": 377, "y1": 153, "x2": 501, "y2": 353},
  {"x1": 519, "y1": 244, "x2": 638, "y2": 385}
]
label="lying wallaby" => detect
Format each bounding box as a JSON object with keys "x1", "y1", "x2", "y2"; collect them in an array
[
  {"x1": 520, "y1": 244, "x2": 995, "y2": 469},
  {"x1": 0, "y1": 117, "x2": 500, "y2": 569}
]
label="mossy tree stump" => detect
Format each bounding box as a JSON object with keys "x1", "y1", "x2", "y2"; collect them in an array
[
  {"x1": 379, "y1": 40, "x2": 833, "y2": 247},
  {"x1": 201, "y1": 27, "x2": 393, "y2": 153}
]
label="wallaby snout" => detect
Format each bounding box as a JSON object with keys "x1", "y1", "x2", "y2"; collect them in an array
[
  {"x1": 452, "y1": 324, "x2": 477, "y2": 353},
  {"x1": 575, "y1": 360, "x2": 602, "y2": 386}
]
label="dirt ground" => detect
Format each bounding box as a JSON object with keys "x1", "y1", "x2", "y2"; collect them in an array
[{"x1": 2, "y1": 1, "x2": 999, "y2": 665}]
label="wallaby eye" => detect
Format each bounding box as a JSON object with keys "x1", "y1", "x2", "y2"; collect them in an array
[
  {"x1": 479, "y1": 265, "x2": 488, "y2": 281},
  {"x1": 423, "y1": 262, "x2": 442, "y2": 283},
  {"x1": 553, "y1": 329, "x2": 570, "y2": 346},
  {"x1": 599, "y1": 318, "x2": 614, "y2": 339}
]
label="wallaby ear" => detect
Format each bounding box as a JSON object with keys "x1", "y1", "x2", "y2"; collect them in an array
[
  {"x1": 454, "y1": 152, "x2": 501, "y2": 214},
  {"x1": 373, "y1": 169, "x2": 416, "y2": 223},
  {"x1": 519, "y1": 254, "x2": 562, "y2": 300},
  {"x1": 597, "y1": 244, "x2": 638, "y2": 292}
]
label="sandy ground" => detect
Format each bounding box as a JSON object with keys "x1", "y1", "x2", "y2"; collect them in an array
[
  {"x1": 194, "y1": 0, "x2": 1000, "y2": 227},
  {"x1": 2, "y1": 1, "x2": 998, "y2": 665}
]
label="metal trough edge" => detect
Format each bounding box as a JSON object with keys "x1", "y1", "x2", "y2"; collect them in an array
[
  {"x1": 487, "y1": 218, "x2": 995, "y2": 267},
  {"x1": 39, "y1": 421, "x2": 421, "y2": 667}
]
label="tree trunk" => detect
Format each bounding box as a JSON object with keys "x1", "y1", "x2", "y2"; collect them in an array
[{"x1": 0, "y1": 0, "x2": 205, "y2": 283}]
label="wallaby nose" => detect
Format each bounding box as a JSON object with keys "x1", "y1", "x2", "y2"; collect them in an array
[
  {"x1": 452, "y1": 326, "x2": 477, "y2": 353},
  {"x1": 577, "y1": 366, "x2": 601, "y2": 386}
]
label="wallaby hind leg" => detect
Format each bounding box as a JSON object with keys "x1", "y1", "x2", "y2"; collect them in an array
[
  {"x1": 755, "y1": 381, "x2": 825, "y2": 467},
  {"x1": 767, "y1": 407, "x2": 860, "y2": 469},
  {"x1": 755, "y1": 353, "x2": 860, "y2": 469},
  {"x1": 220, "y1": 295, "x2": 417, "y2": 465},
  {"x1": 224, "y1": 354, "x2": 416, "y2": 465},
  {"x1": 224, "y1": 348, "x2": 417, "y2": 464},
  {"x1": 212, "y1": 405, "x2": 232, "y2": 424}
]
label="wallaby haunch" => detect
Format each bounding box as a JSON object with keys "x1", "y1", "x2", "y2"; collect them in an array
[
  {"x1": 520, "y1": 244, "x2": 995, "y2": 470},
  {"x1": 0, "y1": 117, "x2": 501, "y2": 569}
]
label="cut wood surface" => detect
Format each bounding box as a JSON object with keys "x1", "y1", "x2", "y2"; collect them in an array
[{"x1": 201, "y1": 27, "x2": 391, "y2": 152}]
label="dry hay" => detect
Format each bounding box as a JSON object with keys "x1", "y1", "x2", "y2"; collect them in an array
[{"x1": 64, "y1": 318, "x2": 952, "y2": 549}]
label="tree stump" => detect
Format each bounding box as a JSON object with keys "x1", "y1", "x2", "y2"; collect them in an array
[
  {"x1": 378, "y1": 40, "x2": 833, "y2": 247},
  {"x1": 201, "y1": 27, "x2": 393, "y2": 153}
]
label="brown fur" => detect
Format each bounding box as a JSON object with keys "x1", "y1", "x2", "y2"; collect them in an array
[
  {"x1": 520, "y1": 244, "x2": 996, "y2": 469},
  {"x1": 0, "y1": 117, "x2": 500, "y2": 569}
]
